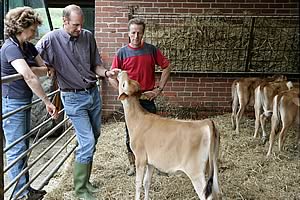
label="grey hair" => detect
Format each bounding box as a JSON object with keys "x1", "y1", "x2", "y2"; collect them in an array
[
  {"x1": 63, "y1": 4, "x2": 83, "y2": 19},
  {"x1": 128, "y1": 18, "x2": 146, "y2": 32}
]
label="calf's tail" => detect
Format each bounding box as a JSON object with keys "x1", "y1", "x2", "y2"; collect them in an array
[
  {"x1": 204, "y1": 120, "x2": 220, "y2": 199},
  {"x1": 272, "y1": 94, "x2": 281, "y2": 124}
]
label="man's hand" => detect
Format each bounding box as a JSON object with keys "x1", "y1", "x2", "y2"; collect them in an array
[
  {"x1": 105, "y1": 68, "x2": 121, "y2": 79},
  {"x1": 142, "y1": 88, "x2": 161, "y2": 101},
  {"x1": 47, "y1": 67, "x2": 56, "y2": 78}
]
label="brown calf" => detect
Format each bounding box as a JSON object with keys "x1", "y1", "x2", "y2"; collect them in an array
[
  {"x1": 117, "y1": 71, "x2": 220, "y2": 200},
  {"x1": 267, "y1": 88, "x2": 299, "y2": 156},
  {"x1": 253, "y1": 80, "x2": 293, "y2": 143},
  {"x1": 231, "y1": 75, "x2": 286, "y2": 134}
]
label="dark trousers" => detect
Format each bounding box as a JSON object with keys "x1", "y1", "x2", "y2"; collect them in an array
[{"x1": 125, "y1": 99, "x2": 156, "y2": 153}]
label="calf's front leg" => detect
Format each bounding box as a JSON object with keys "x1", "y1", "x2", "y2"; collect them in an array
[
  {"x1": 143, "y1": 164, "x2": 154, "y2": 200},
  {"x1": 135, "y1": 161, "x2": 146, "y2": 200}
]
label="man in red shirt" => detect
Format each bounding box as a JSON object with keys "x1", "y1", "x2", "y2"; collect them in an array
[{"x1": 109, "y1": 18, "x2": 171, "y2": 176}]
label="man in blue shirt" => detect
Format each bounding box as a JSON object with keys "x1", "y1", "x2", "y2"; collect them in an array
[{"x1": 36, "y1": 4, "x2": 119, "y2": 200}]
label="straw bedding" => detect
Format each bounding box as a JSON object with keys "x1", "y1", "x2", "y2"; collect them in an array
[{"x1": 43, "y1": 112, "x2": 299, "y2": 200}]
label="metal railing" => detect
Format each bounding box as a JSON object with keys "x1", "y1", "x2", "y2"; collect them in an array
[{"x1": 0, "y1": 74, "x2": 76, "y2": 200}]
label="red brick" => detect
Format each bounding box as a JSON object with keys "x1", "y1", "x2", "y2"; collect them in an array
[
  {"x1": 169, "y1": 3, "x2": 183, "y2": 7},
  {"x1": 275, "y1": 0, "x2": 289, "y2": 2},
  {"x1": 145, "y1": 8, "x2": 159, "y2": 12},
  {"x1": 284, "y1": 4, "x2": 298, "y2": 8},
  {"x1": 177, "y1": 92, "x2": 192, "y2": 97},
  {"x1": 261, "y1": 8, "x2": 275, "y2": 13},
  {"x1": 213, "y1": 87, "x2": 226, "y2": 92},
  {"x1": 102, "y1": 7, "x2": 119, "y2": 12},
  {"x1": 206, "y1": 92, "x2": 219, "y2": 97},
  {"x1": 240, "y1": 4, "x2": 254, "y2": 8},
  {"x1": 174, "y1": 8, "x2": 189, "y2": 13},
  {"x1": 211, "y1": 3, "x2": 225, "y2": 8},
  {"x1": 183, "y1": 97, "x2": 199, "y2": 102},
  {"x1": 269, "y1": 3, "x2": 283, "y2": 8},
  {"x1": 226, "y1": 4, "x2": 239, "y2": 8},
  {"x1": 189, "y1": 9, "x2": 204, "y2": 13},
  {"x1": 183, "y1": 3, "x2": 198, "y2": 8},
  {"x1": 159, "y1": 8, "x2": 175, "y2": 13},
  {"x1": 276, "y1": 9, "x2": 291, "y2": 14},
  {"x1": 255, "y1": 4, "x2": 269, "y2": 8},
  {"x1": 191, "y1": 92, "x2": 205, "y2": 96},
  {"x1": 197, "y1": 4, "x2": 211, "y2": 8}
]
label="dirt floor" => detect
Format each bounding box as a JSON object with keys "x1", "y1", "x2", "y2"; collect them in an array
[{"x1": 41, "y1": 112, "x2": 300, "y2": 200}]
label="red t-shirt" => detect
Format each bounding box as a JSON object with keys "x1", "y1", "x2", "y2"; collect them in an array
[{"x1": 111, "y1": 42, "x2": 169, "y2": 91}]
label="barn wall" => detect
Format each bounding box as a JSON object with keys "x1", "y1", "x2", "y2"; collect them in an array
[{"x1": 94, "y1": 0, "x2": 299, "y2": 118}]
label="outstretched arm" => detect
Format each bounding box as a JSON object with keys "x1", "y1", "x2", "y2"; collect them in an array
[{"x1": 11, "y1": 59, "x2": 58, "y2": 119}]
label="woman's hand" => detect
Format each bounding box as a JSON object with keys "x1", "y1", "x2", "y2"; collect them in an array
[{"x1": 45, "y1": 102, "x2": 59, "y2": 119}]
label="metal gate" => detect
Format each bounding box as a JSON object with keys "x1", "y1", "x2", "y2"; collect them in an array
[{"x1": 0, "y1": 74, "x2": 76, "y2": 200}]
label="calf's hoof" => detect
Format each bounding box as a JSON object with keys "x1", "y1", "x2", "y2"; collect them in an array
[
  {"x1": 261, "y1": 136, "x2": 268, "y2": 145},
  {"x1": 127, "y1": 165, "x2": 135, "y2": 176}
]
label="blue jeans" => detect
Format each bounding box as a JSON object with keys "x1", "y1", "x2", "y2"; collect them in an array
[
  {"x1": 60, "y1": 87, "x2": 101, "y2": 164},
  {"x1": 2, "y1": 96, "x2": 32, "y2": 198}
]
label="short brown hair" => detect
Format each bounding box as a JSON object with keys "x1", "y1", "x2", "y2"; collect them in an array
[
  {"x1": 128, "y1": 18, "x2": 146, "y2": 32},
  {"x1": 4, "y1": 6, "x2": 42, "y2": 37}
]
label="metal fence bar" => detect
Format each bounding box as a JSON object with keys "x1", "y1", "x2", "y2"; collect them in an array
[
  {"x1": 38, "y1": 138, "x2": 77, "y2": 190},
  {"x1": 0, "y1": 1, "x2": 4, "y2": 198},
  {"x1": 2, "y1": 90, "x2": 59, "y2": 120},
  {"x1": 1, "y1": 73, "x2": 75, "y2": 199},
  {"x1": 9, "y1": 127, "x2": 76, "y2": 200},
  {"x1": 3, "y1": 109, "x2": 64, "y2": 153},
  {"x1": 1, "y1": 73, "x2": 23, "y2": 84},
  {"x1": 245, "y1": 17, "x2": 255, "y2": 72},
  {"x1": 3, "y1": 116, "x2": 69, "y2": 174},
  {"x1": 4, "y1": 116, "x2": 71, "y2": 200},
  {"x1": 0, "y1": 72, "x2": 4, "y2": 200}
]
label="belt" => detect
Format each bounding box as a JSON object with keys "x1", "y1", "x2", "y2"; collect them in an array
[{"x1": 61, "y1": 85, "x2": 96, "y2": 92}]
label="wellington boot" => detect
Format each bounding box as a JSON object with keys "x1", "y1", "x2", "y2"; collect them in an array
[
  {"x1": 76, "y1": 192, "x2": 96, "y2": 200},
  {"x1": 87, "y1": 162, "x2": 100, "y2": 193},
  {"x1": 127, "y1": 152, "x2": 136, "y2": 176},
  {"x1": 74, "y1": 162, "x2": 96, "y2": 200}
]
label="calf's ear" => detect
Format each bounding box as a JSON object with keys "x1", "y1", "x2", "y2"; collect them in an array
[{"x1": 118, "y1": 93, "x2": 128, "y2": 100}]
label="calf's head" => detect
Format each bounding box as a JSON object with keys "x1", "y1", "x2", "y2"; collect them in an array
[{"x1": 117, "y1": 71, "x2": 141, "y2": 100}]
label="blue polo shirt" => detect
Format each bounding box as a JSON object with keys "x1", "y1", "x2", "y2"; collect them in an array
[{"x1": 1, "y1": 37, "x2": 38, "y2": 98}]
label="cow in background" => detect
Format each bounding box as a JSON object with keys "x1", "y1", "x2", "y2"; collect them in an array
[
  {"x1": 267, "y1": 88, "x2": 299, "y2": 156},
  {"x1": 253, "y1": 79, "x2": 293, "y2": 143},
  {"x1": 231, "y1": 75, "x2": 286, "y2": 134}
]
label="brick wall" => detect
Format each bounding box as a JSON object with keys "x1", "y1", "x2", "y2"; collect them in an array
[{"x1": 95, "y1": 0, "x2": 299, "y2": 118}]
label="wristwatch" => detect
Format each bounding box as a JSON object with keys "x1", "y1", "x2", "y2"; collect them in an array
[{"x1": 155, "y1": 86, "x2": 163, "y2": 92}]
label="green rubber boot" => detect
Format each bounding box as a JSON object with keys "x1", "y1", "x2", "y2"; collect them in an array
[
  {"x1": 86, "y1": 162, "x2": 100, "y2": 193},
  {"x1": 74, "y1": 162, "x2": 96, "y2": 200}
]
